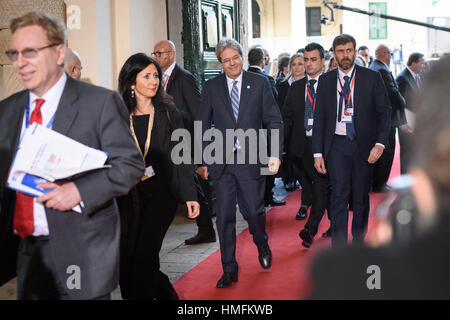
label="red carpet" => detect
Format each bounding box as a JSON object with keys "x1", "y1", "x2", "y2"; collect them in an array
[{"x1": 174, "y1": 144, "x2": 400, "y2": 300}]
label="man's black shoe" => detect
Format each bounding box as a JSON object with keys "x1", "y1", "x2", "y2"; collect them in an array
[
  {"x1": 216, "y1": 272, "x2": 238, "y2": 288},
  {"x1": 322, "y1": 227, "x2": 331, "y2": 238},
  {"x1": 299, "y1": 228, "x2": 314, "y2": 248},
  {"x1": 265, "y1": 197, "x2": 286, "y2": 207},
  {"x1": 258, "y1": 243, "x2": 272, "y2": 269},
  {"x1": 372, "y1": 184, "x2": 391, "y2": 193},
  {"x1": 296, "y1": 207, "x2": 308, "y2": 220},
  {"x1": 185, "y1": 233, "x2": 216, "y2": 245}
]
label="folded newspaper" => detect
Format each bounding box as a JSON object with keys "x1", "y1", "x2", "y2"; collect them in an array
[{"x1": 7, "y1": 123, "x2": 111, "y2": 211}]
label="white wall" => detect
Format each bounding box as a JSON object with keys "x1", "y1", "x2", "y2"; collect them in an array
[
  {"x1": 130, "y1": 0, "x2": 167, "y2": 56},
  {"x1": 96, "y1": 0, "x2": 114, "y2": 89}
]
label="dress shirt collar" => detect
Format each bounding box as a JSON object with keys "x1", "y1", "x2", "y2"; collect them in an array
[
  {"x1": 338, "y1": 64, "x2": 355, "y2": 80},
  {"x1": 164, "y1": 61, "x2": 176, "y2": 78},
  {"x1": 226, "y1": 71, "x2": 243, "y2": 87},
  {"x1": 29, "y1": 72, "x2": 67, "y2": 111},
  {"x1": 406, "y1": 66, "x2": 418, "y2": 80},
  {"x1": 306, "y1": 73, "x2": 321, "y2": 84},
  {"x1": 249, "y1": 65, "x2": 263, "y2": 71}
]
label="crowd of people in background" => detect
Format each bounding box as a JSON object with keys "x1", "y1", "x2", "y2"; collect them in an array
[{"x1": 1, "y1": 10, "x2": 449, "y2": 301}]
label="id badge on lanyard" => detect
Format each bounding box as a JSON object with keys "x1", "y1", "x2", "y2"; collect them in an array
[{"x1": 339, "y1": 69, "x2": 355, "y2": 123}]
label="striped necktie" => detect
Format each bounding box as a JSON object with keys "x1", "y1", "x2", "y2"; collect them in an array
[{"x1": 231, "y1": 80, "x2": 240, "y2": 121}]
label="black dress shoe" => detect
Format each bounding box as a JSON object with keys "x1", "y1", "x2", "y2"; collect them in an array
[
  {"x1": 185, "y1": 233, "x2": 216, "y2": 245},
  {"x1": 216, "y1": 272, "x2": 238, "y2": 288},
  {"x1": 299, "y1": 228, "x2": 314, "y2": 248},
  {"x1": 372, "y1": 184, "x2": 391, "y2": 193},
  {"x1": 265, "y1": 197, "x2": 286, "y2": 207},
  {"x1": 258, "y1": 244, "x2": 272, "y2": 269},
  {"x1": 295, "y1": 207, "x2": 307, "y2": 220},
  {"x1": 322, "y1": 227, "x2": 332, "y2": 238}
]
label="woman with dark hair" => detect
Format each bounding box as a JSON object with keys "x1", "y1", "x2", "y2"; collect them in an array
[
  {"x1": 276, "y1": 55, "x2": 291, "y2": 83},
  {"x1": 117, "y1": 53, "x2": 199, "y2": 300}
]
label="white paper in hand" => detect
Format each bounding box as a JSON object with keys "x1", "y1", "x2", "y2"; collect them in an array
[{"x1": 7, "y1": 124, "x2": 110, "y2": 212}]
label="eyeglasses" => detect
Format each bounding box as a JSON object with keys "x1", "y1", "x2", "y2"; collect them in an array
[
  {"x1": 151, "y1": 51, "x2": 173, "y2": 58},
  {"x1": 5, "y1": 43, "x2": 60, "y2": 62},
  {"x1": 221, "y1": 55, "x2": 241, "y2": 65}
]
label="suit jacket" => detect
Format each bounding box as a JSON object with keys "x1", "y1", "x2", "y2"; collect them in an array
[
  {"x1": 199, "y1": 70, "x2": 283, "y2": 180},
  {"x1": 0, "y1": 75, "x2": 144, "y2": 298},
  {"x1": 370, "y1": 59, "x2": 407, "y2": 127},
  {"x1": 312, "y1": 65, "x2": 391, "y2": 161},
  {"x1": 166, "y1": 63, "x2": 201, "y2": 138},
  {"x1": 276, "y1": 78, "x2": 291, "y2": 110},
  {"x1": 247, "y1": 66, "x2": 278, "y2": 100},
  {"x1": 396, "y1": 68, "x2": 419, "y2": 110},
  {"x1": 281, "y1": 77, "x2": 310, "y2": 159}
]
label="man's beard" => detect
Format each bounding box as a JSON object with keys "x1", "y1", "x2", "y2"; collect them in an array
[{"x1": 337, "y1": 56, "x2": 355, "y2": 70}]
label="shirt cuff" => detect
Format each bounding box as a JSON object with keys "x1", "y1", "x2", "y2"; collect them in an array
[
  {"x1": 313, "y1": 153, "x2": 323, "y2": 158},
  {"x1": 375, "y1": 143, "x2": 385, "y2": 149}
]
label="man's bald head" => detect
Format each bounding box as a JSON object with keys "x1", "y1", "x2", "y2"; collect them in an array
[
  {"x1": 153, "y1": 40, "x2": 176, "y2": 71},
  {"x1": 64, "y1": 48, "x2": 82, "y2": 80},
  {"x1": 375, "y1": 44, "x2": 392, "y2": 65}
]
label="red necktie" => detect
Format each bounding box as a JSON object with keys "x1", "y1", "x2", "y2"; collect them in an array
[{"x1": 13, "y1": 98, "x2": 45, "y2": 238}]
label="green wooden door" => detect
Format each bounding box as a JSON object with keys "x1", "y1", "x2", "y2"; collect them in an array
[{"x1": 182, "y1": 0, "x2": 240, "y2": 86}]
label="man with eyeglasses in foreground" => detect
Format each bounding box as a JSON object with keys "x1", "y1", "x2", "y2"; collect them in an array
[
  {"x1": 0, "y1": 11, "x2": 144, "y2": 299},
  {"x1": 197, "y1": 38, "x2": 283, "y2": 288}
]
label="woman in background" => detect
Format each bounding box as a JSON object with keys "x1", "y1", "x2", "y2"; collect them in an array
[
  {"x1": 117, "y1": 53, "x2": 199, "y2": 300},
  {"x1": 276, "y1": 53, "x2": 305, "y2": 192}
]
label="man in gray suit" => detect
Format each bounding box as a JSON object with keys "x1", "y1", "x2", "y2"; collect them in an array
[{"x1": 0, "y1": 11, "x2": 143, "y2": 299}]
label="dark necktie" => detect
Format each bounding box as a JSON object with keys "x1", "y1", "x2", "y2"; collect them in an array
[
  {"x1": 304, "y1": 79, "x2": 316, "y2": 131},
  {"x1": 14, "y1": 98, "x2": 45, "y2": 238},
  {"x1": 338, "y1": 75, "x2": 356, "y2": 140}
]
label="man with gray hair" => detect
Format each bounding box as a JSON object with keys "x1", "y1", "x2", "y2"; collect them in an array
[
  {"x1": 64, "y1": 48, "x2": 82, "y2": 80},
  {"x1": 197, "y1": 38, "x2": 283, "y2": 288},
  {"x1": 0, "y1": 11, "x2": 143, "y2": 299}
]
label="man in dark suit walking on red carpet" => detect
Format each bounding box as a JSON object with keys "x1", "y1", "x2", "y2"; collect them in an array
[
  {"x1": 197, "y1": 38, "x2": 283, "y2": 288},
  {"x1": 312, "y1": 34, "x2": 391, "y2": 247}
]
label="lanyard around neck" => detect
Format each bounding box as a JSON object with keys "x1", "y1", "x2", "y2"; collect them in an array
[
  {"x1": 129, "y1": 107, "x2": 155, "y2": 166},
  {"x1": 306, "y1": 80, "x2": 317, "y2": 110},
  {"x1": 338, "y1": 67, "x2": 356, "y2": 107},
  {"x1": 25, "y1": 98, "x2": 55, "y2": 129}
]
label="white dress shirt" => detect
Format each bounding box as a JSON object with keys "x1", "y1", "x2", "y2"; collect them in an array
[
  {"x1": 406, "y1": 66, "x2": 420, "y2": 88},
  {"x1": 335, "y1": 65, "x2": 355, "y2": 136},
  {"x1": 162, "y1": 61, "x2": 176, "y2": 90},
  {"x1": 18, "y1": 72, "x2": 67, "y2": 236},
  {"x1": 226, "y1": 72, "x2": 243, "y2": 98}
]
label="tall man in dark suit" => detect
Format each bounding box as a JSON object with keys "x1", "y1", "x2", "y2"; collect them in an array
[
  {"x1": 247, "y1": 47, "x2": 285, "y2": 207},
  {"x1": 310, "y1": 55, "x2": 450, "y2": 300},
  {"x1": 370, "y1": 44, "x2": 408, "y2": 192},
  {"x1": 0, "y1": 11, "x2": 144, "y2": 299},
  {"x1": 313, "y1": 34, "x2": 391, "y2": 246},
  {"x1": 197, "y1": 38, "x2": 283, "y2": 288},
  {"x1": 396, "y1": 52, "x2": 424, "y2": 174},
  {"x1": 153, "y1": 40, "x2": 216, "y2": 245},
  {"x1": 283, "y1": 43, "x2": 329, "y2": 248}
]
